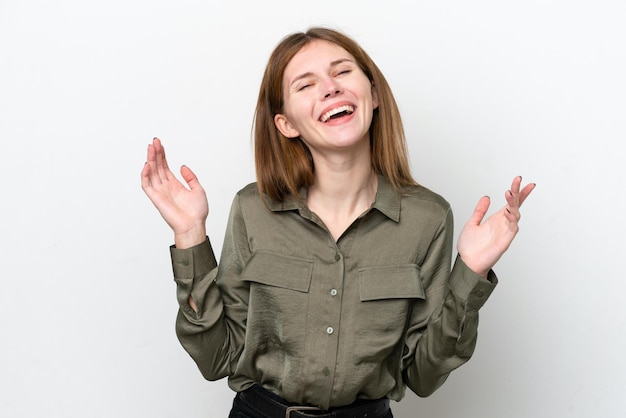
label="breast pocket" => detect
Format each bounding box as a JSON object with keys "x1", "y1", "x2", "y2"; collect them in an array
[
  {"x1": 353, "y1": 265, "x2": 425, "y2": 353},
  {"x1": 240, "y1": 250, "x2": 313, "y2": 350}
]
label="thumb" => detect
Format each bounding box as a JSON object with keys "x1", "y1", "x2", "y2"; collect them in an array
[
  {"x1": 180, "y1": 165, "x2": 203, "y2": 191},
  {"x1": 468, "y1": 196, "x2": 490, "y2": 226}
]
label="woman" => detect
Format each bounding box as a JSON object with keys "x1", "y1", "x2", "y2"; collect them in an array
[{"x1": 141, "y1": 27, "x2": 534, "y2": 418}]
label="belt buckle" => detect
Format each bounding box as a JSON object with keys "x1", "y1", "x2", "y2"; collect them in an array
[{"x1": 285, "y1": 406, "x2": 324, "y2": 418}]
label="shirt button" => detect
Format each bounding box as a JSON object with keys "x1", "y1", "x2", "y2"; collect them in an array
[
  {"x1": 334, "y1": 253, "x2": 341, "y2": 261},
  {"x1": 181, "y1": 259, "x2": 189, "y2": 266},
  {"x1": 326, "y1": 327, "x2": 334, "y2": 335},
  {"x1": 322, "y1": 367, "x2": 330, "y2": 376},
  {"x1": 475, "y1": 290, "x2": 484, "y2": 298},
  {"x1": 330, "y1": 289, "x2": 338, "y2": 296}
]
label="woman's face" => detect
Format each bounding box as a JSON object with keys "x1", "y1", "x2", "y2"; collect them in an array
[{"x1": 274, "y1": 40, "x2": 378, "y2": 158}]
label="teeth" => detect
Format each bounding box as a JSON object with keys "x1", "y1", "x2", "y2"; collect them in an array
[{"x1": 320, "y1": 105, "x2": 354, "y2": 122}]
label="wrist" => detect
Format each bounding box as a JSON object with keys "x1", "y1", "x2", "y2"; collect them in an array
[
  {"x1": 174, "y1": 225, "x2": 207, "y2": 249},
  {"x1": 459, "y1": 255, "x2": 490, "y2": 279}
]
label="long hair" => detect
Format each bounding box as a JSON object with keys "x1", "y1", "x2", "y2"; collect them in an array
[{"x1": 254, "y1": 27, "x2": 417, "y2": 202}]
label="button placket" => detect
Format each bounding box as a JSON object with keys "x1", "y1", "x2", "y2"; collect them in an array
[{"x1": 327, "y1": 249, "x2": 342, "y2": 337}]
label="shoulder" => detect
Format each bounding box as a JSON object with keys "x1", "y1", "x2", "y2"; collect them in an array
[
  {"x1": 400, "y1": 184, "x2": 453, "y2": 222},
  {"x1": 235, "y1": 182, "x2": 302, "y2": 213},
  {"x1": 403, "y1": 184, "x2": 450, "y2": 209},
  {"x1": 224, "y1": 183, "x2": 270, "y2": 224},
  {"x1": 233, "y1": 182, "x2": 264, "y2": 209},
  {"x1": 236, "y1": 182, "x2": 261, "y2": 198}
]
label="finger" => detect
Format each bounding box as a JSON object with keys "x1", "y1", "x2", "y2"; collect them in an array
[
  {"x1": 505, "y1": 189, "x2": 517, "y2": 208},
  {"x1": 469, "y1": 196, "x2": 491, "y2": 225},
  {"x1": 153, "y1": 138, "x2": 166, "y2": 180},
  {"x1": 146, "y1": 139, "x2": 155, "y2": 164},
  {"x1": 503, "y1": 205, "x2": 519, "y2": 223},
  {"x1": 141, "y1": 162, "x2": 161, "y2": 203},
  {"x1": 506, "y1": 176, "x2": 522, "y2": 206},
  {"x1": 155, "y1": 137, "x2": 172, "y2": 176},
  {"x1": 502, "y1": 179, "x2": 522, "y2": 223},
  {"x1": 510, "y1": 175, "x2": 522, "y2": 194},
  {"x1": 140, "y1": 161, "x2": 152, "y2": 191},
  {"x1": 505, "y1": 175, "x2": 526, "y2": 209},
  {"x1": 180, "y1": 165, "x2": 203, "y2": 191},
  {"x1": 152, "y1": 138, "x2": 172, "y2": 182},
  {"x1": 144, "y1": 142, "x2": 161, "y2": 185},
  {"x1": 518, "y1": 182, "x2": 536, "y2": 207}
]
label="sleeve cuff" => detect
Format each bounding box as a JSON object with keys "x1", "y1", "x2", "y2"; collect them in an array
[
  {"x1": 170, "y1": 237, "x2": 218, "y2": 281},
  {"x1": 449, "y1": 255, "x2": 498, "y2": 310},
  {"x1": 170, "y1": 238, "x2": 219, "y2": 318}
]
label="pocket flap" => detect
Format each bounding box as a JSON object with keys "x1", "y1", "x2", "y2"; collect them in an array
[
  {"x1": 358, "y1": 265, "x2": 425, "y2": 301},
  {"x1": 241, "y1": 250, "x2": 313, "y2": 293}
]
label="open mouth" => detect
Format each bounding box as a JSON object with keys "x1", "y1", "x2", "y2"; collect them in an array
[{"x1": 320, "y1": 105, "x2": 355, "y2": 123}]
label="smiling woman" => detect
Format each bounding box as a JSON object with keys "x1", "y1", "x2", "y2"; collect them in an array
[
  {"x1": 141, "y1": 27, "x2": 534, "y2": 418},
  {"x1": 274, "y1": 40, "x2": 378, "y2": 164}
]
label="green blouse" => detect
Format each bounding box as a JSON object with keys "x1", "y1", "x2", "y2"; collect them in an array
[{"x1": 170, "y1": 176, "x2": 497, "y2": 410}]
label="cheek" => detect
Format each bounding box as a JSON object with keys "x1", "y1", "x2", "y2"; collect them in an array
[{"x1": 286, "y1": 100, "x2": 314, "y2": 125}]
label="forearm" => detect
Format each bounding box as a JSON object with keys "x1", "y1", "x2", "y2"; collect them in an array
[
  {"x1": 171, "y1": 239, "x2": 238, "y2": 380},
  {"x1": 175, "y1": 299, "x2": 233, "y2": 381},
  {"x1": 403, "y1": 256, "x2": 497, "y2": 396}
]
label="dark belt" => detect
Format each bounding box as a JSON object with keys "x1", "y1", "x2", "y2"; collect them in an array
[{"x1": 238, "y1": 385, "x2": 391, "y2": 418}]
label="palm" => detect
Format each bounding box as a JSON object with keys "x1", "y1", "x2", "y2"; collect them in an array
[
  {"x1": 141, "y1": 138, "x2": 209, "y2": 236},
  {"x1": 457, "y1": 177, "x2": 535, "y2": 277}
]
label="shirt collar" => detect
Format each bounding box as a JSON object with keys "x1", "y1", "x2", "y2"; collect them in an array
[
  {"x1": 372, "y1": 175, "x2": 401, "y2": 222},
  {"x1": 264, "y1": 175, "x2": 401, "y2": 223}
]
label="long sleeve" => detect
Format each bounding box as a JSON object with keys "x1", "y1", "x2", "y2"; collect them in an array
[
  {"x1": 401, "y1": 206, "x2": 497, "y2": 396},
  {"x1": 172, "y1": 193, "x2": 251, "y2": 381}
]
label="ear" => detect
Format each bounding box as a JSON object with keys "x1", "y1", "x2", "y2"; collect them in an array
[
  {"x1": 371, "y1": 83, "x2": 379, "y2": 110},
  {"x1": 274, "y1": 113, "x2": 300, "y2": 139}
]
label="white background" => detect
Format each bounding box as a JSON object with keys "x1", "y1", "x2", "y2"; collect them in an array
[{"x1": 1, "y1": 1, "x2": 624, "y2": 417}]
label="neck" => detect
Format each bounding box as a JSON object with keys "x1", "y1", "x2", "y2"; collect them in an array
[
  {"x1": 306, "y1": 149, "x2": 377, "y2": 241},
  {"x1": 311, "y1": 164, "x2": 376, "y2": 203},
  {"x1": 310, "y1": 141, "x2": 376, "y2": 200}
]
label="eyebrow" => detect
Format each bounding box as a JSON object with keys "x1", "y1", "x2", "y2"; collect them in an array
[{"x1": 289, "y1": 58, "x2": 355, "y2": 88}]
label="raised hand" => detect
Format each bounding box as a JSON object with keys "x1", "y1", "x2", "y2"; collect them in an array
[
  {"x1": 141, "y1": 137, "x2": 208, "y2": 249},
  {"x1": 457, "y1": 176, "x2": 535, "y2": 278}
]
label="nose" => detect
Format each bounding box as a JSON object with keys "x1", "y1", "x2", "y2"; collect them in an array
[
  {"x1": 324, "y1": 89, "x2": 341, "y2": 99},
  {"x1": 322, "y1": 78, "x2": 342, "y2": 99}
]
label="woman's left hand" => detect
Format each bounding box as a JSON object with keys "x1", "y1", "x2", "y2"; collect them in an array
[{"x1": 457, "y1": 176, "x2": 536, "y2": 278}]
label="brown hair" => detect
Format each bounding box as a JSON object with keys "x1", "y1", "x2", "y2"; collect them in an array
[{"x1": 254, "y1": 27, "x2": 417, "y2": 202}]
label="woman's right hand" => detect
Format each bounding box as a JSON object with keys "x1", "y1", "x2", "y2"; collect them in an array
[{"x1": 141, "y1": 137, "x2": 208, "y2": 249}]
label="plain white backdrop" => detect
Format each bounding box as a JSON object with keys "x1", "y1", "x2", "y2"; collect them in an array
[{"x1": 1, "y1": 1, "x2": 624, "y2": 417}]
